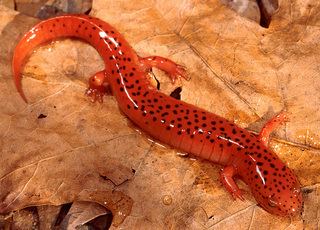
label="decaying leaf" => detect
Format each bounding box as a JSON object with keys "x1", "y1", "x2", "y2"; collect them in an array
[{"x1": 0, "y1": 0, "x2": 319, "y2": 229}]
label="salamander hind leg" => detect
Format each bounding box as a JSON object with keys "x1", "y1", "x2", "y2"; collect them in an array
[
  {"x1": 139, "y1": 56, "x2": 189, "y2": 83},
  {"x1": 85, "y1": 70, "x2": 111, "y2": 103},
  {"x1": 258, "y1": 111, "x2": 289, "y2": 146},
  {"x1": 220, "y1": 165, "x2": 245, "y2": 201}
]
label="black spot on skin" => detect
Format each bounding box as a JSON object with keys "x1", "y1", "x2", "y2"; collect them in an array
[
  {"x1": 220, "y1": 127, "x2": 225, "y2": 131},
  {"x1": 263, "y1": 170, "x2": 268, "y2": 175},
  {"x1": 153, "y1": 117, "x2": 157, "y2": 121},
  {"x1": 143, "y1": 92, "x2": 149, "y2": 97},
  {"x1": 257, "y1": 162, "x2": 263, "y2": 166}
]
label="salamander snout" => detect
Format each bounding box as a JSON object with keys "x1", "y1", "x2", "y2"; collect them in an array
[{"x1": 264, "y1": 180, "x2": 303, "y2": 216}]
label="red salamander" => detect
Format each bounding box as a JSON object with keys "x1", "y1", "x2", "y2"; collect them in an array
[{"x1": 12, "y1": 15, "x2": 303, "y2": 216}]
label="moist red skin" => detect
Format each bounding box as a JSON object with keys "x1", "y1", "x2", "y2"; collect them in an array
[{"x1": 12, "y1": 15, "x2": 303, "y2": 216}]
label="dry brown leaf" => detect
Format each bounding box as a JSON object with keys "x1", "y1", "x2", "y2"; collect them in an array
[
  {"x1": 60, "y1": 201, "x2": 108, "y2": 229},
  {"x1": 0, "y1": 0, "x2": 319, "y2": 229}
]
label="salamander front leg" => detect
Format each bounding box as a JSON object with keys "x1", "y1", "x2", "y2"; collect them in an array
[
  {"x1": 220, "y1": 165, "x2": 244, "y2": 201},
  {"x1": 85, "y1": 70, "x2": 111, "y2": 103},
  {"x1": 258, "y1": 111, "x2": 289, "y2": 146},
  {"x1": 139, "y1": 56, "x2": 189, "y2": 83}
]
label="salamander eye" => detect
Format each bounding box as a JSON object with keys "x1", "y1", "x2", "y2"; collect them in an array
[
  {"x1": 268, "y1": 195, "x2": 278, "y2": 207},
  {"x1": 291, "y1": 183, "x2": 301, "y2": 196}
]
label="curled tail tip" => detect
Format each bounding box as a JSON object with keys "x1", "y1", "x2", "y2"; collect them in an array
[
  {"x1": 14, "y1": 74, "x2": 28, "y2": 103},
  {"x1": 16, "y1": 85, "x2": 28, "y2": 103},
  {"x1": 20, "y1": 92, "x2": 28, "y2": 103}
]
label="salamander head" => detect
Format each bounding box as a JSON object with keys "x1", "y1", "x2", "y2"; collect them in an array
[
  {"x1": 243, "y1": 150, "x2": 303, "y2": 216},
  {"x1": 256, "y1": 176, "x2": 303, "y2": 216}
]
